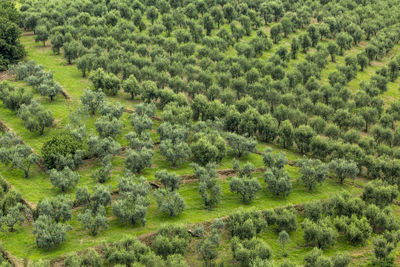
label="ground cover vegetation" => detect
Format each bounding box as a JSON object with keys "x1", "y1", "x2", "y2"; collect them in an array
[{"x1": 1, "y1": 0, "x2": 400, "y2": 265}]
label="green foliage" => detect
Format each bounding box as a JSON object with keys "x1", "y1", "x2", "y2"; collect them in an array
[
  {"x1": 191, "y1": 132, "x2": 226, "y2": 166},
  {"x1": 125, "y1": 148, "x2": 153, "y2": 173},
  {"x1": 36, "y1": 195, "x2": 73, "y2": 223},
  {"x1": 160, "y1": 138, "x2": 191, "y2": 167},
  {"x1": 230, "y1": 161, "x2": 261, "y2": 203},
  {"x1": 0, "y1": 1, "x2": 25, "y2": 70},
  {"x1": 227, "y1": 210, "x2": 266, "y2": 239},
  {"x1": 231, "y1": 237, "x2": 272, "y2": 267},
  {"x1": 80, "y1": 89, "x2": 106, "y2": 115},
  {"x1": 77, "y1": 206, "x2": 108, "y2": 236},
  {"x1": 226, "y1": 132, "x2": 257, "y2": 158},
  {"x1": 362, "y1": 180, "x2": 398, "y2": 208},
  {"x1": 152, "y1": 224, "x2": 190, "y2": 258},
  {"x1": 103, "y1": 237, "x2": 158, "y2": 266},
  {"x1": 18, "y1": 99, "x2": 54, "y2": 135},
  {"x1": 328, "y1": 158, "x2": 359, "y2": 184},
  {"x1": 155, "y1": 170, "x2": 181, "y2": 191},
  {"x1": 0, "y1": 203, "x2": 25, "y2": 232},
  {"x1": 122, "y1": 75, "x2": 140, "y2": 99},
  {"x1": 41, "y1": 131, "x2": 84, "y2": 169},
  {"x1": 301, "y1": 218, "x2": 337, "y2": 249},
  {"x1": 64, "y1": 249, "x2": 102, "y2": 267},
  {"x1": 277, "y1": 230, "x2": 290, "y2": 257},
  {"x1": 89, "y1": 68, "x2": 121, "y2": 96},
  {"x1": 297, "y1": 158, "x2": 327, "y2": 191},
  {"x1": 192, "y1": 162, "x2": 222, "y2": 209},
  {"x1": 333, "y1": 215, "x2": 372, "y2": 244},
  {"x1": 303, "y1": 201, "x2": 323, "y2": 222},
  {"x1": 49, "y1": 167, "x2": 80, "y2": 192},
  {"x1": 0, "y1": 82, "x2": 32, "y2": 111},
  {"x1": 92, "y1": 154, "x2": 112, "y2": 183},
  {"x1": 95, "y1": 116, "x2": 124, "y2": 138},
  {"x1": 32, "y1": 215, "x2": 71, "y2": 249},
  {"x1": 154, "y1": 189, "x2": 185, "y2": 217}
]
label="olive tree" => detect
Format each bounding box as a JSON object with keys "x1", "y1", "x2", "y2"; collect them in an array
[
  {"x1": 77, "y1": 206, "x2": 108, "y2": 236},
  {"x1": 226, "y1": 132, "x2": 257, "y2": 158},
  {"x1": 297, "y1": 158, "x2": 327, "y2": 191},
  {"x1": 49, "y1": 167, "x2": 80, "y2": 192},
  {"x1": 125, "y1": 148, "x2": 153, "y2": 173},
  {"x1": 191, "y1": 163, "x2": 222, "y2": 209},
  {"x1": 32, "y1": 215, "x2": 71, "y2": 249},
  {"x1": 328, "y1": 158, "x2": 359, "y2": 184},
  {"x1": 154, "y1": 189, "x2": 185, "y2": 216},
  {"x1": 18, "y1": 99, "x2": 54, "y2": 135}
]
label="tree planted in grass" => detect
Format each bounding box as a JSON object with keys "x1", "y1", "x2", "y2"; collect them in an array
[
  {"x1": 122, "y1": 75, "x2": 140, "y2": 99},
  {"x1": 362, "y1": 180, "x2": 398, "y2": 208},
  {"x1": 49, "y1": 167, "x2": 80, "y2": 192},
  {"x1": 231, "y1": 237, "x2": 272, "y2": 267},
  {"x1": 154, "y1": 189, "x2": 185, "y2": 216},
  {"x1": 95, "y1": 116, "x2": 124, "y2": 138},
  {"x1": 226, "y1": 132, "x2": 257, "y2": 158},
  {"x1": 152, "y1": 224, "x2": 190, "y2": 258},
  {"x1": 297, "y1": 158, "x2": 328, "y2": 191},
  {"x1": 34, "y1": 25, "x2": 49, "y2": 46},
  {"x1": 230, "y1": 162, "x2": 261, "y2": 204},
  {"x1": 77, "y1": 206, "x2": 108, "y2": 236},
  {"x1": 125, "y1": 132, "x2": 153, "y2": 150},
  {"x1": 18, "y1": 99, "x2": 54, "y2": 135},
  {"x1": 36, "y1": 195, "x2": 73, "y2": 223},
  {"x1": 328, "y1": 158, "x2": 359, "y2": 184},
  {"x1": 81, "y1": 89, "x2": 106, "y2": 115},
  {"x1": 63, "y1": 41, "x2": 81, "y2": 64},
  {"x1": 277, "y1": 230, "x2": 290, "y2": 257},
  {"x1": 91, "y1": 155, "x2": 112, "y2": 183},
  {"x1": 301, "y1": 218, "x2": 337, "y2": 249},
  {"x1": 1, "y1": 203, "x2": 25, "y2": 232},
  {"x1": 112, "y1": 176, "x2": 150, "y2": 226},
  {"x1": 160, "y1": 139, "x2": 191, "y2": 167},
  {"x1": 89, "y1": 68, "x2": 121, "y2": 96},
  {"x1": 8, "y1": 144, "x2": 40, "y2": 178},
  {"x1": 130, "y1": 113, "x2": 153, "y2": 135},
  {"x1": 336, "y1": 32, "x2": 353, "y2": 55},
  {"x1": 155, "y1": 170, "x2": 181, "y2": 191},
  {"x1": 41, "y1": 131, "x2": 84, "y2": 169},
  {"x1": 264, "y1": 167, "x2": 292, "y2": 198},
  {"x1": 32, "y1": 215, "x2": 71, "y2": 249},
  {"x1": 0, "y1": 82, "x2": 32, "y2": 111},
  {"x1": 192, "y1": 162, "x2": 222, "y2": 209},
  {"x1": 38, "y1": 80, "x2": 62, "y2": 101},
  {"x1": 125, "y1": 148, "x2": 153, "y2": 173}
]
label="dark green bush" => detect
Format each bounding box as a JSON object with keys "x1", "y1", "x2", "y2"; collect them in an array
[{"x1": 41, "y1": 131, "x2": 84, "y2": 169}]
